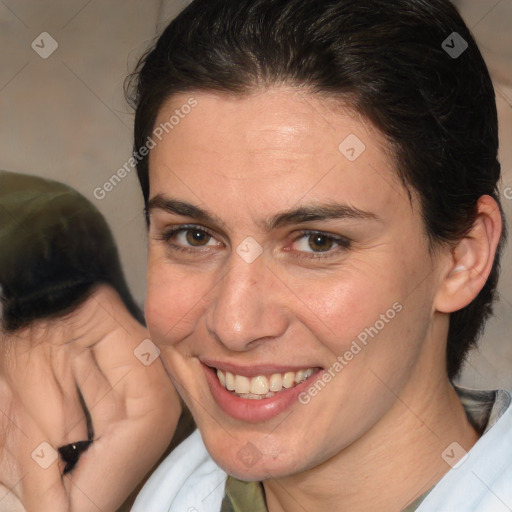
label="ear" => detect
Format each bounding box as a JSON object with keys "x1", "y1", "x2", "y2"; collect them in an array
[{"x1": 434, "y1": 195, "x2": 503, "y2": 314}]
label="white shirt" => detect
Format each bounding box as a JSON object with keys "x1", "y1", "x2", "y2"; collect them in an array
[{"x1": 131, "y1": 387, "x2": 512, "y2": 512}]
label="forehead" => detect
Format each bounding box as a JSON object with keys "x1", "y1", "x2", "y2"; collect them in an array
[{"x1": 148, "y1": 87, "x2": 416, "y2": 227}]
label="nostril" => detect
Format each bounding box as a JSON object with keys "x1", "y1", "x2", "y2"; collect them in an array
[{"x1": 58, "y1": 440, "x2": 93, "y2": 475}]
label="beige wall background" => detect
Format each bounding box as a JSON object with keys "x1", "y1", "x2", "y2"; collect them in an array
[{"x1": 0, "y1": 0, "x2": 510, "y2": 390}]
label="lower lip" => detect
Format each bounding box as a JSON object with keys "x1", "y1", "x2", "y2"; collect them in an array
[{"x1": 202, "y1": 364, "x2": 321, "y2": 423}]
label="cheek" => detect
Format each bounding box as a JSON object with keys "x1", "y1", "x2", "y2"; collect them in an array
[
  {"x1": 144, "y1": 255, "x2": 209, "y2": 344},
  {"x1": 314, "y1": 278, "x2": 430, "y2": 383},
  {"x1": 289, "y1": 259, "x2": 420, "y2": 379},
  {"x1": 288, "y1": 265, "x2": 401, "y2": 345}
]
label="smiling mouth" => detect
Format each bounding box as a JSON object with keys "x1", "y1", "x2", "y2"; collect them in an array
[{"x1": 215, "y1": 367, "x2": 319, "y2": 399}]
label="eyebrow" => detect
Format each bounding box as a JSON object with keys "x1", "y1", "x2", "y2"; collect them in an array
[
  {"x1": 146, "y1": 195, "x2": 227, "y2": 228},
  {"x1": 146, "y1": 194, "x2": 381, "y2": 230},
  {"x1": 266, "y1": 203, "x2": 381, "y2": 230}
]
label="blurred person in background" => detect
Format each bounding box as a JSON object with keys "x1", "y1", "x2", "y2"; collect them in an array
[{"x1": 0, "y1": 169, "x2": 182, "y2": 512}]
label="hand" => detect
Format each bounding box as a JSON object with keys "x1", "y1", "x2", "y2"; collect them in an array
[{"x1": 0, "y1": 285, "x2": 180, "y2": 512}]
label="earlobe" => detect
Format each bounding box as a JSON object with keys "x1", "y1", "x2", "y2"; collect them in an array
[{"x1": 435, "y1": 195, "x2": 502, "y2": 314}]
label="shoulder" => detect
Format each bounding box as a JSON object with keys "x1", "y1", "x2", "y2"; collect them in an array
[
  {"x1": 131, "y1": 429, "x2": 227, "y2": 512},
  {"x1": 418, "y1": 389, "x2": 512, "y2": 511}
]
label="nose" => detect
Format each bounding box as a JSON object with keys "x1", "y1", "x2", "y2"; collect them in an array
[{"x1": 205, "y1": 252, "x2": 289, "y2": 351}]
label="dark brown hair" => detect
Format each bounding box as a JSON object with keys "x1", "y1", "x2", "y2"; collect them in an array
[{"x1": 126, "y1": 0, "x2": 507, "y2": 379}]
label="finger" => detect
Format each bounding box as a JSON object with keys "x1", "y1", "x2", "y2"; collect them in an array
[
  {"x1": 6, "y1": 405, "x2": 70, "y2": 512},
  {"x1": 0, "y1": 345, "x2": 81, "y2": 512},
  {"x1": 66, "y1": 334, "x2": 180, "y2": 511},
  {"x1": 0, "y1": 482, "x2": 27, "y2": 512},
  {"x1": 4, "y1": 340, "x2": 89, "y2": 445}
]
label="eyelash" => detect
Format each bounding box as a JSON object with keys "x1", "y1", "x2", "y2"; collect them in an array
[
  {"x1": 155, "y1": 225, "x2": 351, "y2": 259},
  {"x1": 290, "y1": 230, "x2": 351, "y2": 260},
  {"x1": 155, "y1": 225, "x2": 218, "y2": 255}
]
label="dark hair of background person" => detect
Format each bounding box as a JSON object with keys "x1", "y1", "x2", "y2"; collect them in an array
[
  {"x1": 125, "y1": 0, "x2": 508, "y2": 380},
  {"x1": 0, "y1": 170, "x2": 145, "y2": 331}
]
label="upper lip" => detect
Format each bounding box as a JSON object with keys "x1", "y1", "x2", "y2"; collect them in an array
[{"x1": 201, "y1": 358, "x2": 321, "y2": 378}]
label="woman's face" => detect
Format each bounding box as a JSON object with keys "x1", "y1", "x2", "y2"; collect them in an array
[{"x1": 145, "y1": 87, "x2": 447, "y2": 479}]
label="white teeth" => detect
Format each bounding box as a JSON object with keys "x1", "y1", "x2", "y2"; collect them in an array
[
  {"x1": 226, "y1": 371, "x2": 235, "y2": 391},
  {"x1": 234, "y1": 375, "x2": 251, "y2": 394},
  {"x1": 282, "y1": 372, "x2": 295, "y2": 389},
  {"x1": 250, "y1": 375, "x2": 269, "y2": 394},
  {"x1": 215, "y1": 367, "x2": 316, "y2": 399},
  {"x1": 237, "y1": 391, "x2": 276, "y2": 400},
  {"x1": 269, "y1": 373, "x2": 283, "y2": 392}
]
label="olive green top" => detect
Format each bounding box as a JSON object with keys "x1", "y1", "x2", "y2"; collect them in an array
[
  {"x1": 220, "y1": 476, "x2": 430, "y2": 512},
  {"x1": 0, "y1": 169, "x2": 139, "y2": 330}
]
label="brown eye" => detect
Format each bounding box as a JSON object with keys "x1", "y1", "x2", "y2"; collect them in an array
[
  {"x1": 157, "y1": 225, "x2": 222, "y2": 253},
  {"x1": 308, "y1": 234, "x2": 334, "y2": 252},
  {"x1": 289, "y1": 231, "x2": 350, "y2": 258},
  {"x1": 185, "y1": 229, "x2": 212, "y2": 246}
]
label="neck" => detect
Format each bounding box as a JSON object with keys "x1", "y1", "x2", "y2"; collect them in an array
[{"x1": 263, "y1": 328, "x2": 479, "y2": 512}]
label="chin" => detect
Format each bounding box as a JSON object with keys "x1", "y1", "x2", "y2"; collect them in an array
[
  {"x1": 219, "y1": 456, "x2": 302, "y2": 482},
  {"x1": 203, "y1": 432, "x2": 307, "y2": 481}
]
